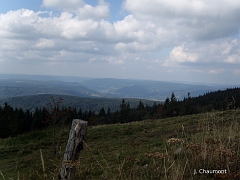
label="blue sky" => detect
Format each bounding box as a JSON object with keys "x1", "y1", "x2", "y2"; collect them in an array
[
  {"x1": 0, "y1": 0, "x2": 42, "y2": 13},
  {"x1": 0, "y1": 0, "x2": 125, "y2": 21},
  {"x1": 0, "y1": 0, "x2": 240, "y2": 85}
]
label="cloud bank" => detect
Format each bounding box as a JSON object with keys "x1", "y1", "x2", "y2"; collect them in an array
[{"x1": 0, "y1": 0, "x2": 240, "y2": 84}]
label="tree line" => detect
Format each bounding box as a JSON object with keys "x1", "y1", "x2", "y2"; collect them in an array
[{"x1": 0, "y1": 87, "x2": 239, "y2": 138}]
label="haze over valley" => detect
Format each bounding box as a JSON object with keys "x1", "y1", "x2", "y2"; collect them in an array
[{"x1": 0, "y1": 73, "x2": 238, "y2": 112}]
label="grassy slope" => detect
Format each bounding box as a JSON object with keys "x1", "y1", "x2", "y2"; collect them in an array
[{"x1": 1, "y1": 110, "x2": 240, "y2": 179}]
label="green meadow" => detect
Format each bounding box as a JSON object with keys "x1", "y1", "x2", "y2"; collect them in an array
[{"x1": 1, "y1": 109, "x2": 240, "y2": 179}]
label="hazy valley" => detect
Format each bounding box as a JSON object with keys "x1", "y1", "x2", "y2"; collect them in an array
[{"x1": 0, "y1": 74, "x2": 235, "y2": 111}]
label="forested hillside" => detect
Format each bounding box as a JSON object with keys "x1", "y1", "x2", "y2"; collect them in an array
[
  {"x1": 0, "y1": 94, "x2": 157, "y2": 112},
  {"x1": 0, "y1": 87, "x2": 239, "y2": 139},
  {"x1": 0, "y1": 79, "x2": 100, "y2": 99}
]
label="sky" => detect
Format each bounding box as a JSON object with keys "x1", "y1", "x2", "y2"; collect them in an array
[{"x1": 0, "y1": 0, "x2": 240, "y2": 85}]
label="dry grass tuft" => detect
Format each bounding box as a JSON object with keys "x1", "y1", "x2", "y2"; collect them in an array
[
  {"x1": 167, "y1": 138, "x2": 184, "y2": 145},
  {"x1": 0, "y1": 171, "x2": 5, "y2": 180},
  {"x1": 40, "y1": 149, "x2": 47, "y2": 180},
  {"x1": 145, "y1": 152, "x2": 169, "y2": 160}
]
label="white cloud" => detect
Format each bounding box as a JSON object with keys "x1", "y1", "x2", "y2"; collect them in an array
[
  {"x1": 42, "y1": 0, "x2": 109, "y2": 20},
  {"x1": 169, "y1": 43, "x2": 199, "y2": 63},
  {"x1": 147, "y1": 66, "x2": 157, "y2": 70},
  {"x1": 114, "y1": 15, "x2": 140, "y2": 39},
  {"x1": 0, "y1": 9, "x2": 115, "y2": 58},
  {"x1": 209, "y1": 69, "x2": 225, "y2": 74},
  {"x1": 163, "y1": 38, "x2": 240, "y2": 69},
  {"x1": 113, "y1": 15, "x2": 175, "y2": 52},
  {"x1": 124, "y1": 0, "x2": 240, "y2": 40},
  {"x1": 0, "y1": 9, "x2": 40, "y2": 39},
  {"x1": 35, "y1": 38, "x2": 55, "y2": 49},
  {"x1": 233, "y1": 69, "x2": 240, "y2": 74},
  {"x1": 225, "y1": 55, "x2": 240, "y2": 64},
  {"x1": 105, "y1": 57, "x2": 124, "y2": 65},
  {"x1": 76, "y1": 2, "x2": 109, "y2": 20}
]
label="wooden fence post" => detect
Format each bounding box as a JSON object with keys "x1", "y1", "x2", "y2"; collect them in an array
[{"x1": 60, "y1": 119, "x2": 88, "y2": 180}]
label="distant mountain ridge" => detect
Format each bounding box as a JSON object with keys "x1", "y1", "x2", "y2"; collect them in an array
[
  {"x1": 0, "y1": 79, "x2": 101, "y2": 99},
  {"x1": 81, "y1": 78, "x2": 232, "y2": 100},
  {"x1": 0, "y1": 74, "x2": 238, "y2": 101}
]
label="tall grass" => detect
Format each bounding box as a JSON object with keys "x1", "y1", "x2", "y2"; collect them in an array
[
  {"x1": 1, "y1": 110, "x2": 240, "y2": 179},
  {"x1": 0, "y1": 170, "x2": 5, "y2": 180}
]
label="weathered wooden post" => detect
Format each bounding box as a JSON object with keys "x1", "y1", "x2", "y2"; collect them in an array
[{"x1": 60, "y1": 119, "x2": 88, "y2": 180}]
